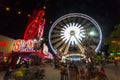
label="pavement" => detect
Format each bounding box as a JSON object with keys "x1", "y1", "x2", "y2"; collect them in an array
[
  {"x1": 0, "y1": 63, "x2": 120, "y2": 80},
  {"x1": 0, "y1": 71, "x2": 5, "y2": 80},
  {"x1": 104, "y1": 63, "x2": 120, "y2": 80},
  {"x1": 41, "y1": 64, "x2": 60, "y2": 80},
  {"x1": 0, "y1": 64, "x2": 60, "y2": 80}
]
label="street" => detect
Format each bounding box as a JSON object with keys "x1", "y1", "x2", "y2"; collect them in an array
[
  {"x1": 0, "y1": 63, "x2": 120, "y2": 80},
  {"x1": 105, "y1": 63, "x2": 120, "y2": 80}
]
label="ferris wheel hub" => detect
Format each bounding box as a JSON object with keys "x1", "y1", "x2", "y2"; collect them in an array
[{"x1": 70, "y1": 30, "x2": 75, "y2": 35}]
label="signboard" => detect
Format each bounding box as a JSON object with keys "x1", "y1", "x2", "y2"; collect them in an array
[
  {"x1": 13, "y1": 39, "x2": 35, "y2": 52},
  {"x1": 12, "y1": 39, "x2": 43, "y2": 52},
  {"x1": 0, "y1": 35, "x2": 14, "y2": 53}
]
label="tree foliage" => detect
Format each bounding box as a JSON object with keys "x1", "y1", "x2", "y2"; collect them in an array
[{"x1": 103, "y1": 24, "x2": 120, "y2": 53}]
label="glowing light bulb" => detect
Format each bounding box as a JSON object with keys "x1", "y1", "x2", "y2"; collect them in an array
[
  {"x1": 17, "y1": 11, "x2": 21, "y2": 14},
  {"x1": 43, "y1": 6, "x2": 46, "y2": 9},
  {"x1": 5, "y1": 7, "x2": 10, "y2": 11},
  {"x1": 27, "y1": 14, "x2": 31, "y2": 17}
]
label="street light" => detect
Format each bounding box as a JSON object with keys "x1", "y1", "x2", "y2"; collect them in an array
[{"x1": 89, "y1": 31, "x2": 96, "y2": 36}]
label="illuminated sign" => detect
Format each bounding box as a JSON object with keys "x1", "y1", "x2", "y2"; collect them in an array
[
  {"x1": 24, "y1": 10, "x2": 45, "y2": 40},
  {"x1": 0, "y1": 41, "x2": 7, "y2": 47},
  {"x1": 13, "y1": 39, "x2": 36, "y2": 52},
  {"x1": 117, "y1": 52, "x2": 120, "y2": 55},
  {"x1": 0, "y1": 35, "x2": 14, "y2": 53},
  {"x1": 110, "y1": 53, "x2": 115, "y2": 57}
]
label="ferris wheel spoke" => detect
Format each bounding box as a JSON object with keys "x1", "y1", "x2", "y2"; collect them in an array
[
  {"x1": 51, "y1": 34, "x2": 62, "y2": 38},
  {"x1": 63, "y1": 42, "x2": 70, "y2": 55},
  {"x1": 80, "y1": 19, "x2": 88, "y2": 26},
  {"x1": 76, "y1": 42, "x2": 85, "y2": 53},
  {"x1": 76, "y1": 17, "x2": 81, "y2": 22},
  {"x1": 55, "y1": 25, "x2": 62, "y2": 30},
  {"x1": 76, "y1": 17, "x2": 82, "y2": 24},
  {"x1": 63, "y1": 25, "x2": 68, "y2": 29},
  {"x1": 51, "y1": 38, "x2": 62, "y2": 44},
  {"x1": 59, "y1": 22, "x2": 65, "y2": 27},
  {"x1": 53, "y1": 29, "x2": 61, "y2": 33},
  {"x1": 90, "y1": 45, "x2": 96, "y2": 50},
  {"x1": 62, "y1": 19, "x2": 68, "y2": 24},
  {"x1": 82, "y1": 22, "x2": 92, "y2": 28},
  {"x1": 74, "y1": 35, "x2": 85, "y2": 53},
  {"x1": 71, "y1": 17, "x2": 76, "y2": 23},
  {"x1": 58, "y1": 43, "x2": 67, "y2": 53},
  {"x1": 66, "y1": 17, "x2": 73, "y2": 23},
  {"x1": 54, "y1": 40, "x2": 65, "y2": 49},
  {"x1": 60, "y1": 20, "x2": 66, "y2": 26},
  {"x1": 62, "y1": 35, "x2": 72, "y2": 54}
]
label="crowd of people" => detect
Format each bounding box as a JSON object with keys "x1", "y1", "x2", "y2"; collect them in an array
[
  {"x1": 4, "y1": 59, "x2": 45, "y2": 80},
  {"x1": 59, "y1": 62, "x2": 108, "y2": 80},
  {"x1": 3, "y1": 56, "x2": 108, "y2": 80}
]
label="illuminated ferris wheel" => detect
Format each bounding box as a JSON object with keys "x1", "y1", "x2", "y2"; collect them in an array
[{"x1": 48, "y1": 13, "x2": 102, "y2": 56}]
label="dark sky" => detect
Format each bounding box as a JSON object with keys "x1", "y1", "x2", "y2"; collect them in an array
[{"x1": 0, "y1": 0, "x2": 120, "y2": 40}]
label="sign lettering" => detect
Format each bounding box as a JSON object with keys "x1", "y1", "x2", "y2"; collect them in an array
[{"x1": 13, "y1": 39, "x2": 34, "y2": 52}]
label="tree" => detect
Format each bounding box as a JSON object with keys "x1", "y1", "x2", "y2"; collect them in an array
[{"x1": 103, "y1": 24, "x2": 120, "y2": 53}]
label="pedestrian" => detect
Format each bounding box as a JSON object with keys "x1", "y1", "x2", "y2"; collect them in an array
[
  {"x1": 4, "y1": 66, "x2": 13, "y2": 80},
  {"x1": 100, "y1": 67, "x2": 106, "y2": 76},
  {"x1": 64, "y1": 65, "x2": 68, "y2": 80},
  {"x1": 80, "y1": 67, "x2": 86, "y2": 80},
  {"x1": 69, "y1": 63, "x2": 74, "y2": 80},
  {"x1": 99, "y1": 66, "x2": 108, "y2": 80},
  {"x1": 13, "y1": 64, "x2": 27, "y2": 80},
  {"x1": 59, "y1": 63, "x2": 65, "y2": 80},
  {"x1": 54, "y1": 57, "x2": 58, "y2": 69},
  {"x1": 74, "y1": 65, "x2": 79, "y2": 80}
]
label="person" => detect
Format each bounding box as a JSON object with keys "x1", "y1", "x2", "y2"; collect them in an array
[
  {"x1": 74, "y1": 66, "x2": 79, "y2": 80},
  {"x1": 22, "y1": 59, "x2": 29, "y2": 68},
  {"x1": 64, "y1": 65, "x2": 68, "y2": 80},
  {"x1": 13, "y1": 64, "x2": 27, "y2": 80},
  {"x1": 69, "y1": 63, "x2": 74, "y2": 80},
  {"x1": 59, "y1": 63, "x2": 65, "y2": 80},
  {"x1": 80, "y1": 67, "x2": 85, "y2": 80},
  {"x1": 100, "y1": 67, "x2": 106, "y2": 76},
  {"x1": 80, "y1": 67, "x2": 85, "y2": 75},
  {"x1": 99, "y1": 66, "x2": 108, "y2": 80},
  {"x1": 4, "y1": 66, "x2": 13, "y2": 80}
]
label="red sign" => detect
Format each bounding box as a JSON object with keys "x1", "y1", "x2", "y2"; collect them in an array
[{"x1": 0, "y1": 41, "x2": 7, "y2": 47}]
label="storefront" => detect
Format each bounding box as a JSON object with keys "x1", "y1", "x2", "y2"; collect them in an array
[
  {"x1": 0, "y1": 35, "x2": 15, "y2": 70},
  {"x1": 9, "y1": 39, "x2": 47, "y2": 68},
  {"x1": 0, "y1": 35, "x2": 53, "y2": 69}
]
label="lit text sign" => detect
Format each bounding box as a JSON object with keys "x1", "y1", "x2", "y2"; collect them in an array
[
  {"x1": 0, "y1": 41, "x2": 7, "y2": 47},
  {"x1": 0, "y1": 35, "x2": 14, "y2": 53},
  {"x1": 13, "y1": 39, "x2": 35, "y2": 52}
]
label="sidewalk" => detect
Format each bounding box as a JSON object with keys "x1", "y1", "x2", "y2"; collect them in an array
[
  {"x1": 0, "y1": 71, "x2": 5, "y2": 80},
  {"x1": 41, "y1": 64, "x2": 60, "y2": 80},
  {"x1": 0, "y1": 64, "x2": 60, "y2": 80}
]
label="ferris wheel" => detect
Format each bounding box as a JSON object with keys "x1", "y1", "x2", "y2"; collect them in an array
[{"x1": 48, "y1": 13, "x2": 102, "y2": 56}]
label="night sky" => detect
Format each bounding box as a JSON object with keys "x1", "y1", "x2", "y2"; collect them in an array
[{"x1": 0, "y1": 0, "x2": 120, "y2": 40}]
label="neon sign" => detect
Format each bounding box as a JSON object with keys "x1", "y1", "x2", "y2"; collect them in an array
[
  {"x1": 0, "y1": 41, "x2": 7, "y2": 47},
  {"x1": 24, "y1": 10, "x2": 46, "y2": 40},
  {"x1": 13, "y1": 39, "x2": 35, "y2": 52}
]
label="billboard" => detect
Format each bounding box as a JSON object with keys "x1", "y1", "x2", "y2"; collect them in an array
[{"x1": 0, "y1": 35, "x2": 14, "y2": 53}]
